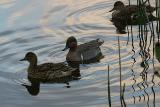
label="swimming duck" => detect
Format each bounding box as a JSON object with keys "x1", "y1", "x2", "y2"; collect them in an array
[
  {"x1": 111, "y1": 12, "x2": 157, "y2": 33},
  {"x1": 111, "y1": 7, "x2": 157, "y2": 25},
  {"x1": 20, "y1": 52, "x2": 80, "y2": 85},
  {"x1": 109, "y1": 1, "x2": 156, "y2": 13},
  {"x1": 110, "y1": 1, "x2": 156, "y2": 23},
  {"x1": 62, "y1": 36, "x2": 104, "y2": 68},
  {"x1": 109, "y1": 1, "x2": 157, "y2": 33}
]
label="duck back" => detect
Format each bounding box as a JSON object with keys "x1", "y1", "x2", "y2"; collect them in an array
[{"x1": 77, "y1": 39, "x2": 104, "y2": 63}]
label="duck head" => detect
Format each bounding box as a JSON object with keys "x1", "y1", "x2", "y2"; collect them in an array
[
  {"x1": 62, "y1": 36, "x2": 78, "y2": 51},
  {"x1": 109, "y1": 1, "x2": 125, "y2": 12},
  {"x1": 20, "y1": 52, "x2": 37, "y2": 66}
]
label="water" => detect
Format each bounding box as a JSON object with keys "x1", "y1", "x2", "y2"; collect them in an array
[{"x1": 0, "y1": 0, "x2": 160, "y2": 107}]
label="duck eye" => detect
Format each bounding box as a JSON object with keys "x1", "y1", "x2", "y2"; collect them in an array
[{"x1": 69, "y1": 42, "x2": 77, "y2": 48}]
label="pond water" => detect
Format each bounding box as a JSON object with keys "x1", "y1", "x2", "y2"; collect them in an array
[{"x1": 0, "y1": 0, "x2": 160, "y2": 107}]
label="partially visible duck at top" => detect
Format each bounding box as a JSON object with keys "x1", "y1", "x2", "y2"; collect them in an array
[
  {"x1": 110, "y1": 1, "x2": 157, "y2": 23},
  {"x1": 20, "y1": 52, "x2": 80, "y2": 87},
  {"x1": 109, "y1": 1, "x2": 156, "y2": 13},
  {"x1": 62, "y1": 36, "x2": 104, "y2": 68},
  {"x1": 111, "y1": 12, "x2": 157, "y2": 34},
  {"x1": 109, "y1": 1, "x2": 157, "y2": 33}
]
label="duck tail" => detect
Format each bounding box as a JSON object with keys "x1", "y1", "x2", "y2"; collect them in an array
[{"x1": 150, "y1": 15, "x2": 159, "y2": 21}]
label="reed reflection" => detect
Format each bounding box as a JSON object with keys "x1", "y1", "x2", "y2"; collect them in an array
[
  {"x1": 128, "y1": 8, "x2": 155, "y2": 105},
  {"x1": 130, "y1": 31, "x2": 136, "y2": 104}
]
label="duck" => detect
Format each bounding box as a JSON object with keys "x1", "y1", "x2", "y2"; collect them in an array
[
  {"x1": 112, "y1": 12, "x2": 157, "y2": 33},
  {"x1": 111, "y1": 7, "x2": 157, "y2": 25},
  {"x1": 109, "y1": 1, "x2": 157, "y2": 33},
  {"x1": 20, "y1": 52, "x2": 80, "y2": 86},
  {"x1": 62, "y1": 36, "x2": 104, "y2": 68},
  {"x1": 109, "y1": 1, "x2": 156, "y2": 13}
]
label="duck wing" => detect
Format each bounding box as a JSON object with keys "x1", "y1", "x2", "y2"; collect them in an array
[
  {"x1": 78, "y1": 38, "x2": 104, "y2": 52},
  {"x1": 51, "y1": 62, "x2": 77, "y2": 72},
  {"x1": 125, "y1": 5, "x2": 155, "y2": 13},
  {"x1": 125, "y1": 5, "x2": 138, "y2": 14},
  {"x1": 28, "y1": 63, "x2": 53, "y2": 79},
  {"x1": 35, "y1": 62, "x2": 77, "y2": 78},
  {"x1": 112, "y1": 6, "x2": 136, "y2": 20}
]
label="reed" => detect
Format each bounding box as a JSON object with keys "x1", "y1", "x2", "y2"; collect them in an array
[
  {"x1": 118, "y1": 36, "x2": 123, "y2": 106},
  {"x1": 107, "y1": 65, "x2": 112, "y2": 107},
  {"x1": 121, "y1": 83, "x2": 126, "y2": 107}
]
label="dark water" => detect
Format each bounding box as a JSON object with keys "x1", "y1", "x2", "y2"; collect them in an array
[{"x1": 0, "y1": 0, "x2": 160, "y2": 107}]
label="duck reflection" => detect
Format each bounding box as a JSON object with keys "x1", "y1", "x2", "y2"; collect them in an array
[
  {"x1": 20, "y1": 52, "x2": 81, "y2": 96},
  {"x1": 155, "y1": 42, "x2": 160, "y2": 62},
  {"x1": 63, "y1": 36, "x2": 104, "y2": 68},
  {"x1": 154, "y1": 64, "x2": 160, "y2": 78},
  {"x1": 22, "y1": 77, "x2": 40, "y2": 96},
  {"x1": 154, "y1": 42, "x2": 160, "y2": 77}
]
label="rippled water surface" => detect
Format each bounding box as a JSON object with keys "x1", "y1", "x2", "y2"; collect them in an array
[{"x1": 0, "y1": 0, "x2": 160, "y2": 107}]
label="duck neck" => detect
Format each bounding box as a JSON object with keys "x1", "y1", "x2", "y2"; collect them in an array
[
  {"x1": 30, "y1": 60, "x2": 37, "y2": 67},
  {"x1": 29, "y1": 59, "x2": 37, "y2": 68},
  {"x1": 68, "y1": 42, "x2": 77, "y2": 51},
  {"x1": 69, "y1": 47, "x2": 77, "y2": 52}
]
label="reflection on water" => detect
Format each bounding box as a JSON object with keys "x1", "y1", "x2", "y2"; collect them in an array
[
  {"x1": 0, "y1": 0, "x2": 160, "y2": 107},
  {"x1": 22, "y1": 77, "x2": 40, "y2": 96},
  {"x1": 22, "y1": 74, "x2": 81, "y2": 96}
]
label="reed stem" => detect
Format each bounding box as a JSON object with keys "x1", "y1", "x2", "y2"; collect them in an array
[
  {"x1": 107, "y1": 65, "x2": 112, "y2": 107},
  {"x1": 118, "y1": 36, "x2": 123, "y2": 106}
]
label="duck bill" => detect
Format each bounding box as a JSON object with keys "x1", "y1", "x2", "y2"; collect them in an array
[
  {"x1": 109, "y1": 8, "x2": 114, "y2": 12},
  {"x1": 20, "y1": 58, "x2": 26, "y2": 61},
  {"x1": 62, "y1": 47, "x2": 68, "y2": 51}
]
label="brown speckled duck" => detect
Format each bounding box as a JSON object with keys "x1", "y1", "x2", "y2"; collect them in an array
[
  {"x1": 20, "y1": 52, "x2": 80, "y2": 85},
  {"x1": 62, "y1": 36, "x2": 104, "y2": 68}
]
